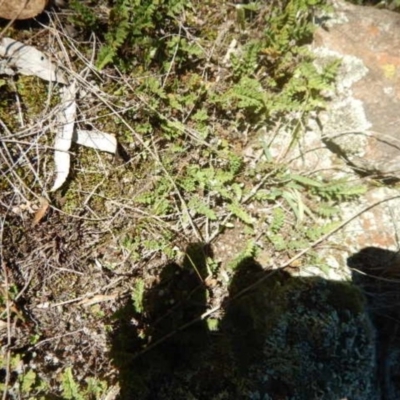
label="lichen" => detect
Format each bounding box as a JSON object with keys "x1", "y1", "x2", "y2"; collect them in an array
[
  {"x1": 221, "y1": 267, "x2": 377, "y2": 399},
  {"x1": 131, "y1": 260, "x2": 378, "y2": 399}
]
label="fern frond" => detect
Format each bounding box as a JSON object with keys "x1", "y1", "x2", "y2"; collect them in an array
[{"x1": 227, "y1": 201, "x2": 254, "y2": 225}]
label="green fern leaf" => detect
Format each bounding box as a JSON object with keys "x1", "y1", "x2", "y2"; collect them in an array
[
  {"x1": 227, "y1": 201, "x2": 254, "y2": 225},
  {"x1": 62, "y1": 367, "x2": 83, "y2": 400}
]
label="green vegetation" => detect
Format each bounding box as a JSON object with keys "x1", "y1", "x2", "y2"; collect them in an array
[
  {"x1": 0, "y1": 0, "x2": 380, "y2": 398},
  {"x1": 0, "y1": 359, "x2": 108, "y2": 400}
]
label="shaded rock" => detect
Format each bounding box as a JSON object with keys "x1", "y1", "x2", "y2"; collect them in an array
[
  {"x1": 348, "y1": 247, "x2": 400, "y2": 400},
  {"x1": 114, "y1": 256, "x2": 378, "y2": 399},
  {"x1": 217, "y1": 262, "x2": 378, "y2": 400},
  {"x1": 313, "y1": 0, "x2": 400, "y2": 179}
]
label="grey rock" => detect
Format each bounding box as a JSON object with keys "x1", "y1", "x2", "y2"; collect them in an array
[
  {"x1": 151, "y1": 267, "x2": 378, "y2": 399},
  {"x1": 313, "y1": 0, "x2": 400, "y2": 178}
]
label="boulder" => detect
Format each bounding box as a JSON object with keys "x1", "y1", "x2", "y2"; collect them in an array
[
  {"x1": 313, "y1": 0, "x2": 400, "y2": 179},
  {"x1": 119, "y1": 260, "x2": 378, "y2": 399}
]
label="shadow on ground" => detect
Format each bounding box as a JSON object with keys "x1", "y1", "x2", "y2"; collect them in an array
[
  {"x1": 348, "y1": 247, "x2": 400, "y2": 400},
  {"x1": 110, "y1": 244, "x2": 381, "y2": 399}
]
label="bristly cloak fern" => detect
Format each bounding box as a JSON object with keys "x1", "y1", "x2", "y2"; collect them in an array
[
  {"x1": 97, "y1": 3, "x2": 131, "y2": 70},
  {"x1": 96, "y1": 0, "x2": 188, "y2": 71}
]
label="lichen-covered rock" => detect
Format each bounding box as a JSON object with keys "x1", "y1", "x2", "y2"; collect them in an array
[
  {"x1": 312, "y1": 0, "x2": 400, "y2": 179},
  {"x1": 349, "y1": 247, "x2": 400, "y2": 400},
  {"x1": 220, "y1": 265, "x2": 377, "y2": 400},
  {"x1": 138, "y1": 261, "x2": 378, "y2": 399}
]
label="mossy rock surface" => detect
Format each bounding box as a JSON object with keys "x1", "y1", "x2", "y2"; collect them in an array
[
  {"x1": 223, "y1": 271, "x2": 376, "y2": 399},
  {"x1": 115, "y1": 259, "x2": 377, "y2": 399}
]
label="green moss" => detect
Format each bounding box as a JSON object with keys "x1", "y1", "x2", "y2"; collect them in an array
[
  {"x1": 326, "y1": 280, "x2": 366, "y2": 314},
  {"x1": 0, "y1": 77, "x2": 53, "y2": 126},
  {"x1": 219, "y1": 267, "x2": 377, "y2": 399},
  {"x1": 0, "y1": 74, "x2": 62, "y2": 201},
  {"x1": 121, "y1": 257, "x2": 376, "y2": 399}
]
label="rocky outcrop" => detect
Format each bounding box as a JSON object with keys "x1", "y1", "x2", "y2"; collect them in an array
[
  {"x1": 112, "y1": 256, "x2": 378, "y2": 399},
  {"x1": 313, "y1": 0, "x2": 400, "y2": 179},
  {"x1": 258, "y1": 0, "x2": 400, "y2": 273}
]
